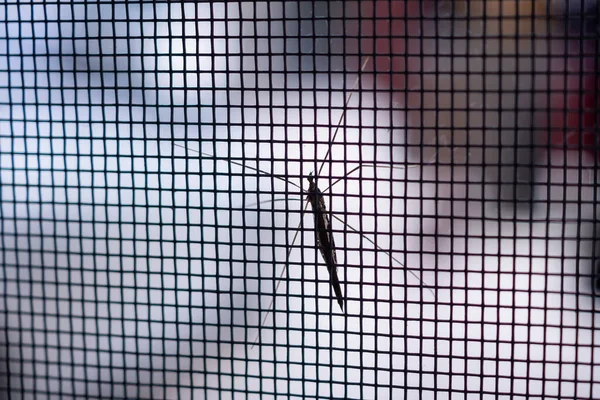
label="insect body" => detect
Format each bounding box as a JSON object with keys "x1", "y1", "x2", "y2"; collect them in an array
[{"x1": 306, "y1": 172, "x2": 344, "y2": 311}]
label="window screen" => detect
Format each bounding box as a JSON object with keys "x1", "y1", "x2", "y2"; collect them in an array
[{"x1": 1, "y1": 1, "x2": 599, "y2": 399}]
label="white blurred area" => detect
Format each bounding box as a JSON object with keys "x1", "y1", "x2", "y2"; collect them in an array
[{"x1": 0, "y1": 2, "x2": 599, "y2": 399}]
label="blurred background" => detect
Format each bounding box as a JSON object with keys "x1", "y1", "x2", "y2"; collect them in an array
[{"x1": 1, "y1": 1, "x2": 599, "y2": 399}]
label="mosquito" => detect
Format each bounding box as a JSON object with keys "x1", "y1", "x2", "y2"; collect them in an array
[
  {"x1": 174, "y1": 56, "x2": 439, "y2": 346},
  {"x1": 175, "y1": 143, "x2": 437, "y2": 344}
]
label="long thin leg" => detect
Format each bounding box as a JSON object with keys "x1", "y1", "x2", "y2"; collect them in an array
[
  {"x1": 251, "y1": 200, "x2": 309, "y2": 348},
  {"x1": 247, "y1": 196, "x2": 437, "y2": 300}
]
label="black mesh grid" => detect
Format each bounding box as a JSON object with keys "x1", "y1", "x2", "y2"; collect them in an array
[{"x1": 1, "y1": 1, "x2": 599, "y2": 399}]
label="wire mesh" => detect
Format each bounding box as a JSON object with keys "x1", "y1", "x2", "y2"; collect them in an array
[{"x1": 0, "y1": 1, "x2": 599, "y2": 399}]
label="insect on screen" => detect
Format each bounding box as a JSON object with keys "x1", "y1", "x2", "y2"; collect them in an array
[{"x1": 0, "y1": 1, "x2": 599, "y2": 399}]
